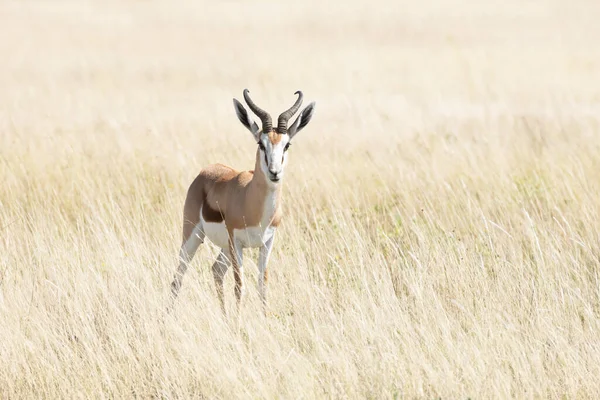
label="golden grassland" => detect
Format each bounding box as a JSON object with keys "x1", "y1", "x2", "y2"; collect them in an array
[{"x1": 1, "y1": 0, "x2": 600, "y2": 398}]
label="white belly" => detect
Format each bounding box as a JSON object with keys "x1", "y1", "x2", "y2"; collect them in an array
[
  {"x1": 234, "y1": 225, "x2": 276, "y2": 248},
  {"x1": 200, "y1": 209, "x2": 276, "y2": 250},
  {"x1": 201, "y1": 219, "x2": 230, "y2": 249}
]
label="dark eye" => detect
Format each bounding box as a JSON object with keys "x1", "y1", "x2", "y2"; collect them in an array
[
  {"x1": 258, "y1": 142, "x2": 265, "y2": 151},
  {"x1": 284, "y1": 143, "x2": 291, "y2": 151}
]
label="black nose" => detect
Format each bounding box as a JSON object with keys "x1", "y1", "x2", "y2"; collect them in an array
[{"x1": 269, "y1": 170, "x2": 280, "y2": 181}]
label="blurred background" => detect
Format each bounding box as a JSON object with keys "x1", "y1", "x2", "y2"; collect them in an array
[{"x1": 3, "y1": 0, "x2": 599, "y2": 154}]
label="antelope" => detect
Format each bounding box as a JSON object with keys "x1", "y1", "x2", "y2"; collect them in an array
[{"x1": 169, "y1": 89, "x2": 316, "y2": 313}]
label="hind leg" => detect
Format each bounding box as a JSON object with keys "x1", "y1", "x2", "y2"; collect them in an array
[
  {"x1": 228, "y1": 237, "x2": 244, "y2": 311},
  {"x1": 170, "y1": 223, "x2": 205, "y2": 299},
  {"x1": 212, "y1": 249, "x2": 230, "y2": 313}
]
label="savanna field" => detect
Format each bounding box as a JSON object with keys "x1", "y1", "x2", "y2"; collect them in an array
[{"x1": 1, "y1": 0, "x2": 600, "y2": 398}]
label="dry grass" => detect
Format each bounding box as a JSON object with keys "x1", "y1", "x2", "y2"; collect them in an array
[{"x1": 2, "y1": 0, "x2": 600, "y2": 398}]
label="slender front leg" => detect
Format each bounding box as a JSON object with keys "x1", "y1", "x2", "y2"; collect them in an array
[
  {"x1": 258, "y1": 232, "x2": 275, "y2": 313},
  {"x1": 228, "y1": 232, "x2": 244, "y2": 309},
  {"x1": 212, "y1": 250, "x2": 230, "y2": 314}
]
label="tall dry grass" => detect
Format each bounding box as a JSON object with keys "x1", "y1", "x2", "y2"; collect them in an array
[{"x1": 1, "y1": 0, "x2": 600, "y2": 398}]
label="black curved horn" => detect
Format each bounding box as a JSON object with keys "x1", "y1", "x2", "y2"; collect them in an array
[
  {"x1": 277, "y1": 91, "x2": 303, "y2": 134},
  {"x1": 243, "y1": 89, "x2": 272, "y2": 133}
]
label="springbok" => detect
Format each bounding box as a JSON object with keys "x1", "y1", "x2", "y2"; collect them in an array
[{"x1": 169, "y1": 89, "x2": 316, "y2": 313}]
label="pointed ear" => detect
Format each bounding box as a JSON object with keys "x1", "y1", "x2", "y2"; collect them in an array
[
  {"x1": 233, "y1": 98, "x2": 260, "y2": 140},
  {"x1": 288, "y1": 102, "x2": 316, "y2": 139}
]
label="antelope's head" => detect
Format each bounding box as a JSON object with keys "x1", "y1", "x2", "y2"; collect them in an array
[{"x1": 233, "y1": 89, "x2": 315, "y2": 185}]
